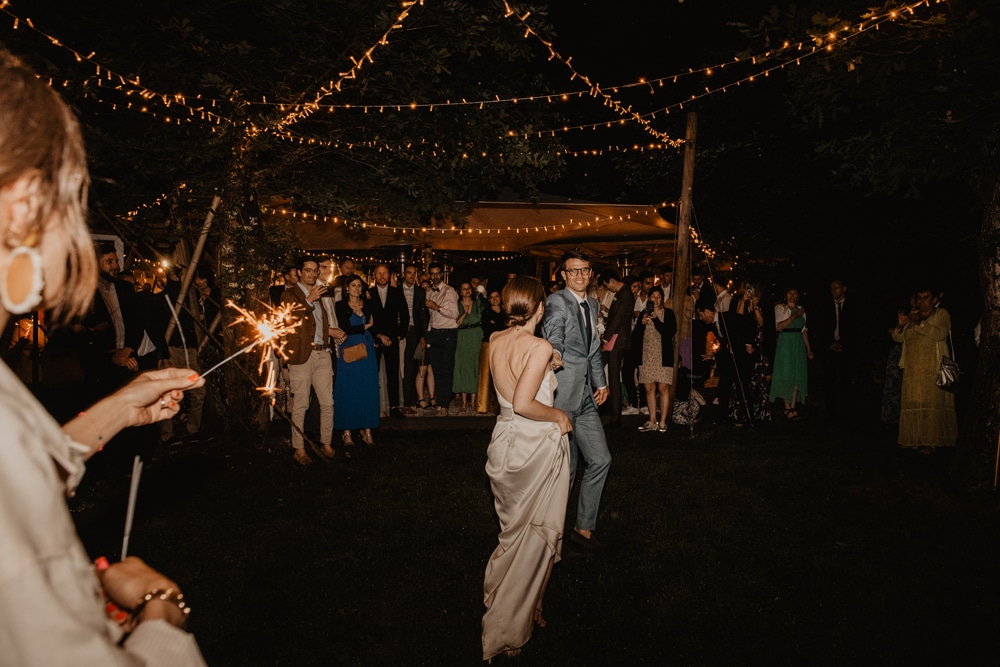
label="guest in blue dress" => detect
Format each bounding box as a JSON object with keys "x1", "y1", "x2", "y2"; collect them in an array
[{"x1": 334, "y1": 275, "x2": 380, "y2": 448}]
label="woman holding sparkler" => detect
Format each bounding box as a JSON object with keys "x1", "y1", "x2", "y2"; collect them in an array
[
  {"x1": 334, "y1": 274, "x2": 380, "y2": 448},
  {"x1": 0, "y1": 51, "x2": 206, "y2": 664}
]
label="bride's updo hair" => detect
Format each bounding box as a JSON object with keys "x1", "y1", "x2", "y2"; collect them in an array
[{"x1": 503, "y1": 275, "x2": 545, "y2": 328}]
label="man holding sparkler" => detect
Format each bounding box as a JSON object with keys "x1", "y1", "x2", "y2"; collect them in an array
[{"x1": 281, "y1": 258, "x2": 345, "y2": 465}]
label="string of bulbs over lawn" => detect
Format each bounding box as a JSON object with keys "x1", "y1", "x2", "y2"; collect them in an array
[{"x1": 0, "y1": 0, "x2": 944, "y2": 149}]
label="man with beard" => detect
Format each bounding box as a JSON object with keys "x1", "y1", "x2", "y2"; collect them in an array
[
  {"x1": 281, "y1": 257, "x2": 343, "y2": 465},
  {"x1": 84, "y1": 243, "x2": 166, "y2": 470},
  {"x1": 85, "y1": 243, "x2": 145, "y2": 394}
]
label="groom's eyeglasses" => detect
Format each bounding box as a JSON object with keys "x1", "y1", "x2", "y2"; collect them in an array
[{"x1": 564, "y1": 267, "x2": 592, "y2": 277}]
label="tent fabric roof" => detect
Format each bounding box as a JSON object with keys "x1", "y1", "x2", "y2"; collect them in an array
[{"x1": 291, "y1": 200, "x2": 678, "y2": 263}]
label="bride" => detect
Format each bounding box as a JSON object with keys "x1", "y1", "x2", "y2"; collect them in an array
[{"x1": 481, "y1": 276, "x2": 573, "y2": 662}]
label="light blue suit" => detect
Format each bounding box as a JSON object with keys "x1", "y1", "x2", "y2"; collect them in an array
[{"x1": 543, "y1": 289, "x2": 611, "y2": 532}]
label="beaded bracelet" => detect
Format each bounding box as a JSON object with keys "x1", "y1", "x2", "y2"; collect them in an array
[{"x1": 134, "y1": 587, "x2": 191, "y2": 627}]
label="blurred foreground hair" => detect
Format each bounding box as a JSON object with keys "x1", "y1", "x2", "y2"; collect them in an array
[{"x1": 0, "y1": 50, "x2": 96, "y2": 321}]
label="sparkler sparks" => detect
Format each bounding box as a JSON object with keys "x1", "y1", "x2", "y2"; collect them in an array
[{"x1": 199, "y1": 300, "x2": 301, "y2": 394}]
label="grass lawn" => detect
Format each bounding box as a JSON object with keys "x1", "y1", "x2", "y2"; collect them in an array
[{"x1": 71, "y1": 410, "x2": 1000, "y2": 666}]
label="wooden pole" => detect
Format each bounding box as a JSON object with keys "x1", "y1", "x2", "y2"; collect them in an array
[
  {"x1": 165, "y1": 194, "x2": 221, "y2": 343},
  {"x1": 672, "y1": 113, "x2": 698, "y2": 397}
]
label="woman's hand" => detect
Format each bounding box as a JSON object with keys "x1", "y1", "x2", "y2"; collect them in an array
[
  {"x1": 112, "y1": 368, "x2": 205, "y2": 429},
  {"x1": 98, "y1": 556, "x2": 188, "y2": 629},
  {"x1": 555, "y1": 409, "x2": 573, "y2": 435}
]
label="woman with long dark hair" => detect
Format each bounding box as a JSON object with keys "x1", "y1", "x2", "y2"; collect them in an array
[
  {"x1": 634, "y1": 286, "x2": 677, "y2": 432},
  {"x1": 334, "y1": 275, "x2": 379, "y2": 449}
]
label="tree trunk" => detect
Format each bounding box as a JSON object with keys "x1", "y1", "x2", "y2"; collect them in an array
[{"x1": 951, "y1": 174, "x2": 1000, "y2": 495}]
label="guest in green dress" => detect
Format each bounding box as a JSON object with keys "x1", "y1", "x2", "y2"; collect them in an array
[
  {"x1": 768, "y1": 288, "x2": 814, "y2": 420},
  {"x1": 454, "y1": 282, "x2": 484, "y2": 411}
]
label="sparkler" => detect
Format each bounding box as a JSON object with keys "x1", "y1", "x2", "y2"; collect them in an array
[{"x1": 199, "y1": 300, "x2": 301, "y2": 394}]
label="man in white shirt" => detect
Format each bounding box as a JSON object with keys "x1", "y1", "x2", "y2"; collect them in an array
[
  {"x1": 658, "y1": 264, "x2": 673, "y2": 301},
  {"x1": 424, "y1": 262, "x2": 459, "y2": 412}
]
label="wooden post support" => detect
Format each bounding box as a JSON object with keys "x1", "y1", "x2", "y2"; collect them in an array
[
  {"x1": 165, "y1": 194, "x2": 221, "y2": 344},
  {"x1": 672, "y1": 113, "x2": 697, "y2": 397}
]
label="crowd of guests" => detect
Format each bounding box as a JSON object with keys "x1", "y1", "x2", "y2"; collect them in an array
[
  {"x1": 270, "y1": 256, "x2": 517, "y2": 465},
  {"x1": 269, "y1": 249, "x2": 964, "y2": 461},
  {"x1": 547, "y1": 263, "x2": 963, "y2": 454}
]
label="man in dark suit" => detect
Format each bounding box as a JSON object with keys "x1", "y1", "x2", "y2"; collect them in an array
[
  {"x1": 85, "y1": 243, "x2": 168, "y2": 470},
  {"x1": 696, "y1": 296, "x2": 736, "y2": 420},
  {"x1": 400, "y1": 263, "x2": 427, "y2": 409},
  {"x1": 368, "y1": 263, "x2": 409, "y2": 418},
  {"x1": 817, "y1": 279, "x2": 854, "y2": 420},
  {"x1": 85, "y1": 244, "x2": 145, "y2": 394},
  {"x1": 601, "y1": 270, "x2": 635, "y2": 425}
]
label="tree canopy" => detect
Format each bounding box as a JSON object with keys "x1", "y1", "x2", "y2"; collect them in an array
[{"x1": 2, "y1": 1, "x2": 570, "y2": 237}]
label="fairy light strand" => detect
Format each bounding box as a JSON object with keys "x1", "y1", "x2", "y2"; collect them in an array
[
  {"x1": 270, "y1": 203, "x2": 678, "y2": 236},
  {"x1": 268, "y1": 0, "x2": 425, "y2": 134},
  {"x1": 2, "y1": 0, "x2": 943, "y2": 149},
  {"x1": 501, "y1": 0, "x2": 681, "y2": 147},
  {"x1": 0, "y1": 4, "x2": 235, "y2": 128}
]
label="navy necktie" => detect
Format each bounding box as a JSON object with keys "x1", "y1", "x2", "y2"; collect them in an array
[{"x1": 580, "y1": 300, "x2": 593, "y2": 345}]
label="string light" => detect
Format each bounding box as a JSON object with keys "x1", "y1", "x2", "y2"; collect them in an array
[
  {"x1": 2, "y1": 0, "x2": 947, "y2": 230},
  {"x1": 270, "y1": 204, "x2": 674, "y2": 237},
  {"x1": 268, "y1": 0, "x2": 425, "y2": 134},
  {"x1": 501, "y1": 0, "x2": 681, "y2": 147},
  {"x1": 0, "y1": 5, "x2": 235, "y2": 128},
  {"x1": 533, "y1": 0, "x2": 945, "y2": 135}
]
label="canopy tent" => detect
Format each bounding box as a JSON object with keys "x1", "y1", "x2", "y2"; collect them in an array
[{"x1": 289, "y1": 198, "x2": 678, "y2": 269}]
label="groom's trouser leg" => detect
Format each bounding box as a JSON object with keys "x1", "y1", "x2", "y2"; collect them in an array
[{"x1": 568, "y1": 401, "x2": 611, "y2": 532}]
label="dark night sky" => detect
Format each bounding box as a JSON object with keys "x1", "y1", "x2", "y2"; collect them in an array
[{"x1": 543, "y1": 0, "x2": 782, "y2": 79}]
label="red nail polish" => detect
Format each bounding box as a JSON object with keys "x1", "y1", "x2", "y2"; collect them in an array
[
  {"x1": 95, "y1": 556, "x2": 110, "y2": 571},
  {"x1": 188, "y1": 373, "x2": 200, "y2": 382},
  {"x1": 114, "y1": 610, "x2": 128, "y2": 623}
]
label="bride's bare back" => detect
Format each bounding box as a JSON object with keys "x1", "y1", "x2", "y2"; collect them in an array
[{"x1": 489, "y1": 328, "x2": 550, "y2": 405}]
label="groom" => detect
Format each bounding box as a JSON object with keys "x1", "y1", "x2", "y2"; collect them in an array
[{"x1": 543, "y1": 248, "x2": 612, "y2": 551}]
